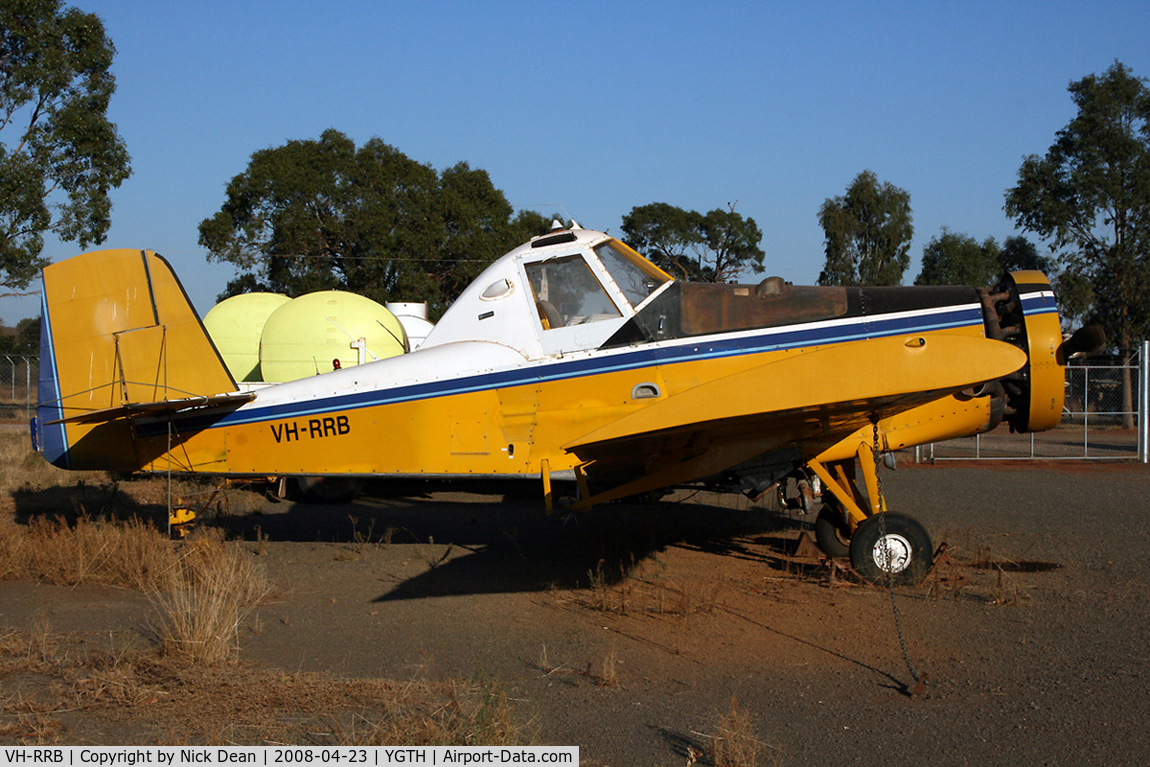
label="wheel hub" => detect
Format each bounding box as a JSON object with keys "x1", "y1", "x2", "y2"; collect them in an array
[{"x1": 872, "y1": 533, "x2": 913, "y2": 573}]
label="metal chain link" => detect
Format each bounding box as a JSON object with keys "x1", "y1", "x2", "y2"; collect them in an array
[{"x1": 873, "y1": 420, "x2": 923, "y2": 690}]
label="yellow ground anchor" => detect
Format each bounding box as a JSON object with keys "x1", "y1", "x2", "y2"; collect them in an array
[
  {"x1": 168, "y1": 505, "x2": 197, "y2": 537},
  {"x1": 169, "y1": 480, "x2": 248, "y2": 537}
]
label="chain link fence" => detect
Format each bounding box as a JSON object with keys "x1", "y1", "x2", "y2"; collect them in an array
[
  {"x1": 0, "y1": 355, "x2": 38, "y2": 424},
  {"x1": 920, "y1": 345, "x2": 1146, "y2": 461}
]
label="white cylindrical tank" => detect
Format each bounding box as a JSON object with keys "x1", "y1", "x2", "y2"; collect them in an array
[
  {"x1": 203, "y1": 293, "x2": 291, "y2": 382},
  {"x1": 260, "y1": 291, "x2": 407, "y2": 382},
  {"x1": 385, "y1": 302, "x2": 435, "y2": 350}
]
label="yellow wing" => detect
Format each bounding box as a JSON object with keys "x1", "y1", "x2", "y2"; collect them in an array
[{"x1": 563, "y1": 333, "x2": 1026, "y2": 504}]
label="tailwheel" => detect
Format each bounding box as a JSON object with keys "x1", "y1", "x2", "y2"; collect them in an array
[{"x1": 849, "y1": 512, "x2": 933, "y2": 585}]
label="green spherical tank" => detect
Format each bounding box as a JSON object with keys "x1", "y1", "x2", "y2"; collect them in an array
[
  {"x1": 203, "y1": 293, "x2": 291, "y2": 382},
  {"x1": 259, "y1": 291, "x2": 408, "y2": 382}
]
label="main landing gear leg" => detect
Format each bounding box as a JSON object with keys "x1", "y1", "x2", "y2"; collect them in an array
[{"x1": 806, "y1": 442, "x2": 933, "y2": 584}]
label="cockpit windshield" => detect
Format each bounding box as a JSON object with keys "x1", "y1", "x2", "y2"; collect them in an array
[
  {"x1": 594, "y1": 241, "x2": 671, "y2": 309},
  {"x1": 525, "y1": 255, "x2": 622, "y2": 330}
]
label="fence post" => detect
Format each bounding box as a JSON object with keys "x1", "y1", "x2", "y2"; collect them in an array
[{"x1": 1140, "y1": 340, "x2": 1148, "y2": 464}]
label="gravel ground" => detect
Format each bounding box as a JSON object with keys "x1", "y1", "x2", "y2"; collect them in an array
[{"x1": 3, "y1": 461, "x2": 1149, "y2": 765}]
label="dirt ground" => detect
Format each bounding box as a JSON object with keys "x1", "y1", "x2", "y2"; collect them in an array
[{"x1": 3, "y1": 461, "x2": 1150, "y2": 765}]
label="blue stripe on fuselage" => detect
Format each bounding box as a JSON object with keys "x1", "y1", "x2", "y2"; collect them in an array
[{"x1": 156, "y1": 302, "x2": 989, "y2": 434}]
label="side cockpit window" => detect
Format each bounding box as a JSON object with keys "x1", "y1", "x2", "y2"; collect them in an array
[
  {"x1": 525, "y1": 256, "x2": 621, "y2": 330},
  {"x1": 594, "y1": 241, "x2": 670, "y2": 309}
]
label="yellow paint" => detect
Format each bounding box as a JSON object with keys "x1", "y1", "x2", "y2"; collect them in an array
[
  {"x1": 1023, "y1": 309, "x2": 1066, "y2": 431},
  {"x1": 807, "y1": 458, "x2": 866, "y2": 527},
  {"x1": 61, "y1": 325, "x2": 1032, "y2": 488},
  {"x1": 541, "y1": 458, "x2": 553, "y2": 512},
  {"x1": 41, "y1": 246, "x2": 1066, "y2": 514},
  {"x1": 567, "y1": 332, "x2": 1023, "y2": 453},
  {"x1": 42, "y1": 249, "x2": 235, "y2": 471},
  {"x1": 1010, "y1": 271, "x2": 1065, "y2": 432}
]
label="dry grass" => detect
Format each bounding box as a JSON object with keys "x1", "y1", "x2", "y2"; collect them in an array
[
  {"x1": 0, "y1": 626, "x2": 532, "y2": 746},
  {"x1": 707, "y1": 697, "x2": 777, "y2": 767},
  {"x1": 0, "y1": 429, "x2": 278, "y2": 664},
  {"x1": 0, "y1": 431, "x2": 266, "y2": 520},
  {"x1": 0, "y1": 512, "x2": 272, "y2": 666},
  {"x1": 0, "y1": 435, "x2": 532, "y2": 746},
  {"x1": 0, "y1": 515, "x2": 176, "y2": 588},
  {"x1": 0, "y1": 517, "x2": 528, "y2": 746},
  {"x1": 146, "y1": 530, "x2": 273, "y2": 665},
  {"x1": 578, "y1": 557, "x2": 726, "y2": 621},
  {"x1": 921, "y1": 528, "x2": 1055, "y2": 605},
  {"x1": 0, "y1": 433, "x2": 103, "y2": 495},
  {"x1": 536, "y1": 642, "x2": 622, "y2": 688},
  {"x1": 331, "y1": 675, "x2": 528, "y2": 746}
]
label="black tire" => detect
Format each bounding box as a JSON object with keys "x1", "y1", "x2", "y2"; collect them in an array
[
  {"x1": 293, "y1": 476, "x2": 365, "y2": 504},
  {"x1": 849, "y1": 512, "x2": 933, "y2": 585},
  {"x1": 814, "y1": 504, "x2": 851, "y2": 558}
]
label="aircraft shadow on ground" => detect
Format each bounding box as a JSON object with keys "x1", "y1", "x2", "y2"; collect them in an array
[
  {"x1": 9, "y1": 479, "x2": 816, "y2": 602},
  {"x1": 10, "y1": 482, "x2": 172, "y2": 528},
  {"x1": 215, "y1": 483, "x2": 809, "y2": 601},
  {"x1": 11, "y1": 481, "x2": 917, "y2": 692},
  {"x1": 369, "y1": 502, "x2": 811, "y2": 603}
]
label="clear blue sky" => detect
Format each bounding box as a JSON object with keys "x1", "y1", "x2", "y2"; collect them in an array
[{"x1": 5, "y1": 0, "x2": 1150, "y2": 322}]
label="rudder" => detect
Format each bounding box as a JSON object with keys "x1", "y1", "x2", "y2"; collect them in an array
[{"x1": 36, "y1": 249, "x2": 237, "y2": 470}]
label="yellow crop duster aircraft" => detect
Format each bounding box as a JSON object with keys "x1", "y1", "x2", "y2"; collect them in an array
[{"x1": 33, "y1": 224, "x2": 1096, "y2": 583}]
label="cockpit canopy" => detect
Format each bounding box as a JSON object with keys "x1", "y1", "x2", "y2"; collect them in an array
[
  {"x1": 420, "y1": 228, "x2": 674, "y2": 359},
  {"x1": 419, "y1": 225, "x2": 852, "y2": 361}
]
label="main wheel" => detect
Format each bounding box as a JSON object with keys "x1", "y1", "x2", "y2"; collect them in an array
[
  {"x1": 814, "y1": 504, "x2": 851, "y2": 558},
  {"x1": 849, "y1": 512, "x2": 932, "y2": 585}
]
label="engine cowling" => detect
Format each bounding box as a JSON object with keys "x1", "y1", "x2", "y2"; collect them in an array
[{"x1": 980, "y1": 271, "x2": 1065, "y2": 433}]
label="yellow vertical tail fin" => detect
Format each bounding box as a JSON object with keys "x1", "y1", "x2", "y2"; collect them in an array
[{"x1": 36, "y1": 249, "x2": 236, "y2": 470}]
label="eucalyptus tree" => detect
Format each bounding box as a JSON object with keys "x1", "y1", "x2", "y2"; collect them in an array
[
  {"x1": 817, "y1": 170, "x2": 913, "y2": 286},
  {"x1": 620, "y1": 202, "x2": 764, "y2": 283},
  {"x1": 1005, "y1": 61, "x2": 1150, "y2": 358},
  {"x1": 1006, "y1": 61, "x2": 1150, "y2": 425},
  {"x1": 0, "y1": 0, "x2": 131, "y2": 291},
  {"x1": 198, "y1": 129, "x2": 547, "y2": 318},
  {"x1": 915, "y1": 228, "x2": 1001, "y2": 287}
]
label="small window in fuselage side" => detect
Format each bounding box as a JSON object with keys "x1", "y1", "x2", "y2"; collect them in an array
[{"x1": 525, "y1": 255, "x2": 622, "y2": 330}]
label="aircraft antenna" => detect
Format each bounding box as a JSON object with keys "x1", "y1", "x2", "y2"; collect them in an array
[{"x1": 376, "y1": 319, "x2": 408, "y2": 354}]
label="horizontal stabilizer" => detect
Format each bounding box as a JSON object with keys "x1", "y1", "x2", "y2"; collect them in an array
[{"x1": 46, "y1": 391, "x2": 255, "y2": 426}]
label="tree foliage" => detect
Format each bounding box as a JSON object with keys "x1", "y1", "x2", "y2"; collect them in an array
[
  {"x1": 915, "y1": 228, "x2": 1002, "y2": 287},
  {"x1": 999, "y1": 235, "x2": 1054, "y2": 274},
  {"x1": 817, "y1": 170, "x2": 913, "y2": 286},
  {"x1": 0, "y1": 315, "x2": 39, "y2": 355},
  {"x1": 620, "y1": 202, "x2": 764, "y2": 283},
  {"x1": 915, "y1": 230, "x2": 1059, "y2": 290},
  {"x1": 0, "y1": 0, "x2": 131, "y2": 291},
  {"x1": 1005, "y1": 61, "x2": 1150, "y2": 351},
  {"x1": 198, "y1": 130, "x2": 548, "y2": 318}
]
